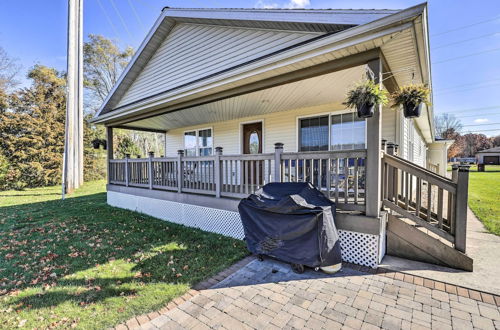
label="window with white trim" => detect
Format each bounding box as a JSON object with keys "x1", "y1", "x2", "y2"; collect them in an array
[
  {"x1": 184, "y1": 128, "x2": 213, "y2": 156},
  {"x1": 331, "y1": 113, "x2": 366, "y2": 150},
  {"x1": 298, "y1": 113, "x2": 366, "y2": 152}
]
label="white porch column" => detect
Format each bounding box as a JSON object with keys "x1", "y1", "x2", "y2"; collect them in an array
[
  {"x1": 106, "y1": 126, "x2": 113, "y2": 184},
  {"x1": 365, "y1": 57, "x2": 383, "y2": 217}
]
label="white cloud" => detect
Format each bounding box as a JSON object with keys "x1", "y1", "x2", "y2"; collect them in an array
[
  {"x1": 255, "y1": 0, "x2": 310, "y2": 9},
  {"x1": 255, "y1": 0, "x2": 279, "y2": 8},
  {"x1": 474, "y1": 118, "x2": 489, "y2": 123},
  {"x1": 286, "y1": 0, "x2": 310, "y2": 8}
]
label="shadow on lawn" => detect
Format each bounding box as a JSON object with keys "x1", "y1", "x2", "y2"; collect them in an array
[{"x1": 0, "y1": 192, "x2": 247, "y2": 311}]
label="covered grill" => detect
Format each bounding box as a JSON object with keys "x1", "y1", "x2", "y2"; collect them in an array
[{"x1": 238, "y1": 182, "x2": 342, "y2": 272}]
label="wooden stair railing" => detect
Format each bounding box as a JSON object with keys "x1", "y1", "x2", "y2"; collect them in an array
[{"x1": 382, "y1": 153, "x2": 470, "y2": 253}]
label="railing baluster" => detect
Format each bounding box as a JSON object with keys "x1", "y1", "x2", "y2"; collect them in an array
[
  {"x1": 416, "y1": 177, "x2": 421, "y2": 218},
  {"x1": 437, "y1": 187, "x2": 444, "y2": 229},
  {"x1": 427, "y1": 182, "x2": 432, "y2": 222},
  {"x1": 354, "y1": 158, "x2": 359, "y2": 204},
  {"x1": 405, "y1": 171, "x2": 409, "y2": 210},
  {"x1": 335, "y1": 158, "x2": 339, "y2": 204},
  {"x1": 344, "y1": 157, "x2": 349, "y2": 204}
]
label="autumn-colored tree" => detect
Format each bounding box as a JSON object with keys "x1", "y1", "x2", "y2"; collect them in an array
[
  {"x1": 461, "y1": 133, "x2": 493, "y2": 157},
  {"x1": 0, "y1": 65, "x2": 66, "y2": 189}
]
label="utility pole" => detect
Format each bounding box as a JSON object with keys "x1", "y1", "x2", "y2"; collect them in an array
[{"x1": 62, "y1": 0, "x2": 84, "y2": 197}]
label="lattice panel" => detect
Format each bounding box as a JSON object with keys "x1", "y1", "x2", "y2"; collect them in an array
[
  {"x1": 338, "y1": 230, "x2": 380, "y2": 268},
  {"x1": 108, "y1": 192, "x2": 244, "y2": 239},
  {"x1": 108, "y1": 192, "x2": 383, "y2": 266}
]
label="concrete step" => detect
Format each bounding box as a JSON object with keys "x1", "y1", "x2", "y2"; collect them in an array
[{"x1": 386, "y1": 214, "x2": 473, "y2": 271}]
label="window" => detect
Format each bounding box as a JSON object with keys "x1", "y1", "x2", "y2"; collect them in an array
[
  {"x1": 331, "y1": 113, "x2": 366, "y2": 150},
  {"x1": 299, "y1": 116, "x2": 329, "y2": 151},
  {"x1": 298, "y1": 113, "x2": 366, "y2": 152},
  {"x1": 184, "y1": 128, "x2": 213, "y2": 156}
]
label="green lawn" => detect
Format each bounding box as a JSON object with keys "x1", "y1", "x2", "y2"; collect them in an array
[
  {"x1": 467, "y1": 165, "x2": 500, "y2": 235},
  {"x1": 0, "y1": 181, "x2": 248, "y2": 329}
]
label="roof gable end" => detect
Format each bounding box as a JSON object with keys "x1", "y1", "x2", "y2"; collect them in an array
[{"x1": 95, "y1": 7, "x2": 402, "y2": 116}]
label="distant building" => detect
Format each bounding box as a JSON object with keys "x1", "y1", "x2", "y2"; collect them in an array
[{"x1": 476, "y1": 147, "x2": 500, "y2": 165}]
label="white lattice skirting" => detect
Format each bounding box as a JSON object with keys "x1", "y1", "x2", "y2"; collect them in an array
[{"x1": 107, "y1": 191, "x2": 385, "y2": 268}]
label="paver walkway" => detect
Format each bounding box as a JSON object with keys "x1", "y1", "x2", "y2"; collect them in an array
[{"x1": 132, "y1": 258, "x2": 500, "y2": 330}]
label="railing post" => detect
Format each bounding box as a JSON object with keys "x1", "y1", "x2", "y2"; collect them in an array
[
  {"x1": 454, "y1": 165, "x2": 470, "y2": 253},
  {"x1": 386, "y1": 143, "x2": 395, "y2": 201},
  {"x1": 381, "y1": 139, "x2": 387, "y2": 153},
  {"x1": 214, "y1": 147, "x2": 223, "y2": 198},
  {"x1": 386, "y1": 143, "x2": 395, "y2": 156},
  {"x1": 148, "y1": 151, "x2": 154, "y2": 190},
  {"x1": 274, "y1": 143, "x2": 284, "y2": 182},
  {"x1": 177, "y1": 150, "x2": 184, "y2": 193},
  {"x1": 451, "y1": 164, "x2": 459, "y2": 182},
  {"x1": 125, "y1": 153, "x2": 130, "y2": 187}
]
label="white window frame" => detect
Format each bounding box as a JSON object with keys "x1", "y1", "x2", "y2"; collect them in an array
[
  {"x1": 183, "y1": 127, "x2": 213, "y2": 156},
  {"x1": 296, "y1": 109, "x2": 367, "y2": 152}
]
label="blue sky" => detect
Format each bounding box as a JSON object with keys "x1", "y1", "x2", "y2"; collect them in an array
[{"x1": 0, "y1": 0, "x2": 499, "y2": 136}]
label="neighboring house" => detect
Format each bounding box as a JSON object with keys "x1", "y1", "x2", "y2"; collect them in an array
[
  {"x1": 476, "y1": 147, "x2": 500, "y2": 165},
  {"x1": 92, "y1": 4, "x2": 472, "y2": 270}
]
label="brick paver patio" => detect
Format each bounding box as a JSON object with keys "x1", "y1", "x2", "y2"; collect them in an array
[{"x1": 121, "y1": 257, "x2": 500, "y2": 330}]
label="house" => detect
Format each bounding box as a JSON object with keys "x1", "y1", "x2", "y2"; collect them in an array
[
  {"x1": 91, "y1": 4, "x2": 472, "y2": 270},
  {"x1": 476, "y1": 146, "x2": 500, "y2": 165}
]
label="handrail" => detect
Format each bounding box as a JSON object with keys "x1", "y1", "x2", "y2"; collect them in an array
[
  {"x1": 382, "y1": 153, "x2": 470, "y2": 252},
  {"x1": 383, "y1": 153, "x2": 456, "y2": 193},
  {"x1": 107, "y1": 147, "x2": 368, "y2": 213}
]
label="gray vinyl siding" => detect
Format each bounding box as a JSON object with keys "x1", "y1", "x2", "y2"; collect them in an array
[
  {"x1": 381, "y1": 106, "x2": 396, "y2": 144},
  {"x1": 117, "y1": 23, "x2": 321, "y2": 108},
  {"x1": 400, "y1": 115, "x2": 427, "y2": 168}
]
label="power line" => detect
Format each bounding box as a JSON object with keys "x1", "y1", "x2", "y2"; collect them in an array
[
  {"x1": 96, "y1": 0, "x2": 121, "y2": 41},
  {"x1": 127, "y1": 0, "x2": 145, "y2": 31},
  {"x1": 431, "y1": 15, "x2": 500, "y2": 37},
  {"x1": 462, "y1": 122, "x2": 500, "y2": 127},
  {"x1": 108, "y1": 0, "x2": 134, "y2": 40},
  {"x1": 435, "y1": 82, "x2": 500, "y2": 96},
  {"x1": 432, "y1": 32, "x2": 500, "y2": 49},
  {"x1": 433, "y1": 47, "x2": 500, "y2": 64},
  {"x1": 435, "y1": 78, "x2": 500, "y2": 92},
  {"x1": 435, "y1": 105, "x2": 500, "y2": 114},
  {"x1": 453, "y1": 113, "x2": 500, "y2": 119},
  {"x1": 462, "y1": 128, "x2": 500, "y2": 133}
]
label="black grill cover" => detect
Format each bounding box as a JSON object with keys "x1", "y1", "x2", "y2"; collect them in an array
[{"x1": 238, "y1": 182, "x2": 342, "y2": 268}]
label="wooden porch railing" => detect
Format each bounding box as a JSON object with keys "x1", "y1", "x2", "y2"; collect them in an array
[
  {"x1": 382, "y1": 151, "x2": 470, "y2": 252},
  {"x1": 108, "y1": 143, "x2": 368, "y2": 212}
]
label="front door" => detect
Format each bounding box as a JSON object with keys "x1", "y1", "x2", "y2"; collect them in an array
[{"x1": 242, "y1": 122, "x2": 263, "y2": 186}]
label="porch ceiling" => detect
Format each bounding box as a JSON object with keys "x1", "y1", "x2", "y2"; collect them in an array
[{"x1": 120, "y1": 65, "x2": 366, "y2": 131}]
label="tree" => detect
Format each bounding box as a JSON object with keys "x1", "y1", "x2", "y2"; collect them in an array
[
  {"x1": 0, "y1": 65, "x2": 66, "y2": 189},
  {"x1": 83, "y1": 34, "x2": 133, "y2": 107},
  {"x1": 115, "y1": 134, "x2": 141, "y2": 159},
  {"x1": 461, "y1": 133, "x2": 493, "y2": 157},
  {"x1": 435, "y1": 113, "x2": 462, "y2": 139},
  {"x1": 0, "y1": 46, "x2": 20, "y2": 91},
  {"x1": 492, "y1": 135, "x2": 500, "y2": 147},
  {"x1": 83, "y1": 35, "x2": 165, "y2": 157}
]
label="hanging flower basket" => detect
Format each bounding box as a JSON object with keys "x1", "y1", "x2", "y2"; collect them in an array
[
  {"x1": 92, "y1": 139, "x2": 101, "y2": 149},
  {"x1": 403, "y1": 102, "x2": 424, "y2": 118},
  {"x1": 344, "y1": 80, "x2": 388, "y2": 119},
  {"x1": 101, "y1": 139, "x2": 107, "y2": 150},
  {"x1": 391, "y1": 84, "x2": 430, "y2": 118},
  {"x1": 356, "y1": 103, "x2": 375, "y2": 118}
]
